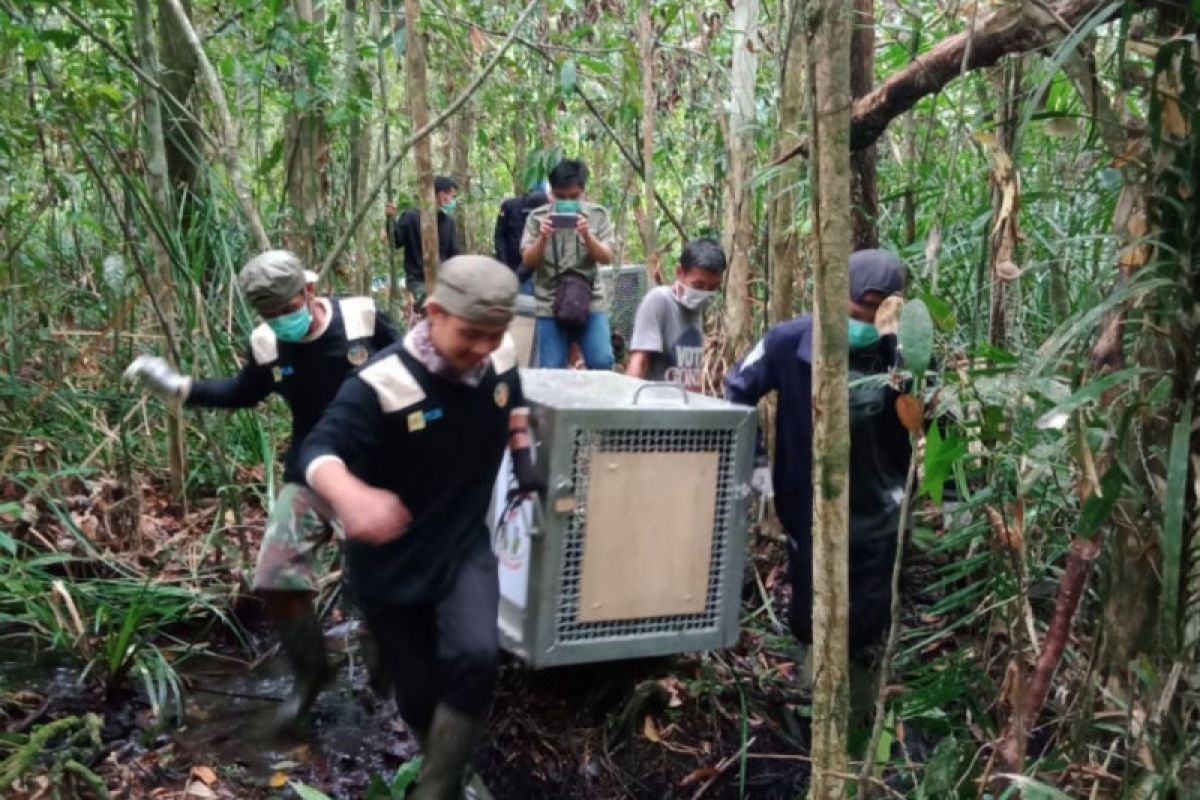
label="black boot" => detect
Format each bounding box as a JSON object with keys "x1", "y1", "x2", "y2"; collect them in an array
[
  {"x1": 271, "y1": 603, "x2": 333, "y2": 728},
  {"x1": 409, "y1": 705, "x2": 485, "y2": 800}
]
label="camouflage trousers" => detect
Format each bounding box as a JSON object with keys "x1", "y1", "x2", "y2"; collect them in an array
[{"x1": 252, "y1": 483, "x2": 341, "y2": 593}]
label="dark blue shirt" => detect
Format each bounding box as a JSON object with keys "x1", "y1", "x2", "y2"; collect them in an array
[{"x1": 724, "y1": 314, "x2": 911, "y2": 544}]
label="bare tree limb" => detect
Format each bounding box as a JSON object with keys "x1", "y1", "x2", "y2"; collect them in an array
[
  {"x1": 317, "y1": 0, "x2": 542, "y2": 276},
  {"x1": 774, "y1": 0, "x2": 1123, "y2": 164}
]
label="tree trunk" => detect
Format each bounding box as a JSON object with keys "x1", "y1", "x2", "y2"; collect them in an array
[
  {"x1": 405, "y1": 0, "x2": 439, "y2": 287},
  {"x1": 283, "y1": 0, "x2": 329, "y2": 267},
  {"x1": 638, "y1": 0, "x2": 657, "y2": 278},
  {"x1": 376, "y1": 0, "x2": 399, "y2": 312},
  {"x1": 155, "y1": 0, "x2": 200, "y2": 204},
  {"x1": 807, "y1": 0, "x2": 853, "y2": 794},
  {"x1": 449, "y1": 75, "x2": 473, "y2": 253},
  {"x1": 162, "y1": 0, "x2": 270, "y2": 251},
  {"x1": 1098, "y1": 30, "x2": 1199, "y2": 678},
  {"x1": 986, "y1": 59, "x2": 1022, "y2": 350},
  {"x1": 849, "y1": 0, "x2": 878, "y2": 249},
  {"x1": 719, "y1": 0, "x2": 760, "y2": 363},
  {"x1": 345, "y1": 0, "x2": 376, "y2": 294},
  {"x1": 769, "y1": 0, "x2": 805, "y2": 327},
  {"x1": 135, "y1": 0, "x2": 185, "y2": 498}
]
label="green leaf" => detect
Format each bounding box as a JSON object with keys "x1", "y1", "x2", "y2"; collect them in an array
[
  {"x1": 1078, "y1": 467, "x2": 1125, "y2": 539},
  {"x1": 1160, "y1": 401, "x2": 1191, "y2": 653},
  {"x1": 0, "y1": 530, "x2": 17, "y2": 556},
  {"x1": 919, "y1": 734, "x2": 960, "y2": 797},
  {"x1": 898, "y1": 298, "x2": 934, "y2": 385},
  {"x1": 559, "y1": 60, "x2": 578, "y2": 96},
  {"x1": 390, "y1": 758, "x2": 422, "y2": 796},
  {"x1": 577, "y1": 55, "x2": 612, "y2": 75},
  {"x1": 290, "y1": 782, "x2": 335, "y2": 800},
  {"x1": 918, "y1": 292, "x2": 956, "y2": 334},
  {"x1": 920, "y1": 424, "x2": 967, "y2": 506}
]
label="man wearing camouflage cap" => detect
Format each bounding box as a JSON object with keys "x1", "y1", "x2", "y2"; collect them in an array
[
  {"x1": 125, "y1": 250, "x2": 402, "y2": 726},
  {"x1": 300, "y1": 255, "x2": 544, "y2": 799}
]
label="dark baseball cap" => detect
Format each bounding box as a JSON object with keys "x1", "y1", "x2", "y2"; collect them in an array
[{"x1": 849, "y1": 249, "x2": 906, "y2": 302}]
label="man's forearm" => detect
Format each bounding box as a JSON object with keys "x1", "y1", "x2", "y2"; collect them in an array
[
  {"x1": 584, "y1": 236, "x2": 613, "y2": 264},
  {"x1": 522, "y1": 238, "x2": 548, "y2": 268},
  {"x1": 508, "y1": 407, "x2": 531, "y2": 451},
  {"x1": 306, "y1": 457, "x2": 365, "y2": 512}
]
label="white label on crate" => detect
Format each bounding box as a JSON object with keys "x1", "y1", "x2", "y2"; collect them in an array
[{"x1": 491, "y1": 449, "x2": 532, "y2": 610}]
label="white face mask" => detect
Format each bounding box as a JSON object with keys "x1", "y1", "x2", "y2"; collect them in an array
[{"x1": 675, "y1": 282, "x2": 715, "y2": 311}]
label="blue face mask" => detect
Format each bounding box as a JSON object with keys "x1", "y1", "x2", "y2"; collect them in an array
[
  {"x1": 441, "y1": 197, "x2": 458, "y2": 215},
  {"x1": 268, "y1": 305, "x2": 313, "y2": 342},
  {"x1": 848, "y1": 318, "x2": 880, "y2": 350},
  {"x1": 554, "y1": 199, "x2": 582, "y2": 214}
]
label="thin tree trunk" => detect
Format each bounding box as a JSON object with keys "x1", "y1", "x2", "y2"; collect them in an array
[
  {"x1": 405, "y1": 0, "x2": 439, "y2": 287},
  {"x1": 638, "y1": 0, "x2": 657, "y2": 278},
  {"x1": 986, "y1": 59, "x2": 1022, "y2": 350},
  {"x1": 807, "y1": 0, "x2": 853, "y2": 794},
  {"x1": 720, "y1": 0, "x2": 760, "y2": 363},
  {"x1": 284, "y1": 0, "x2": 328, "y2": 267},
  {"x1": 162, "y1": 0, "x2": 270, "y2": 251},
  {"x1": 155, "y1": 0, "x2": 200, "y2": 204},
  {"x1": 135, "y1": 0, "x2": 185, "y2": 498},
  {"x1": 849, "y1": 0, "x2": 878, "y2": 249},
  {"x1": 449, "y1": 75, "x2": 473, "y2": 253},
  {"x1": 377, "y1": 0, "x2": 398, "y2": 312},
  {"x1": 769, "y1": 0, "x2": 805, "y2": 327},
  {"x1": 345, "y1": 0, "x2": 376, "y2": 293}
]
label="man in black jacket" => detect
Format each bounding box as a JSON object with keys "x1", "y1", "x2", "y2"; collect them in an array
[
  {"x1": 124, "y1": 250, "x2": 401, "y2": 726},
  {"x1": 301, "y1": 255, "x2": 542, "y2": 799},
  {"x1": 387, "y1": 176, "x2": 462, "y2": 311}
]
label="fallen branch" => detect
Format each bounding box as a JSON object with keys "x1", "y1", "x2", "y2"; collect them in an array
[
  {"x1": 774, "y1": 0, "x2": 1123, "y2": 163},
  {"x1": 995, "y1": 536, "x2": 1101, "y2": 778}
]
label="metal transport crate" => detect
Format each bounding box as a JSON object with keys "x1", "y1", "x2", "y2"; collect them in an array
[
  {"x1": 489, "y1": 371, "x2": 758, "y2": 668},
  {"x1": 510, "y1": 265, "x2": 648, "y2": 367}
]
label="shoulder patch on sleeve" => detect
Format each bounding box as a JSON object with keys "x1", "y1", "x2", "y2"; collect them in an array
[
  {"x1": 339, "y1": 297, "x2": 377, "y2": 340},
  {"x1": 249, "y1": 324, "x2": 278, "y2": 365},
  {"x1": 490, "y1": 333, "x2": 518, "y2": 374},
  {"x1": 359, "y1": 354, "x2": 426, "y2": 413}
]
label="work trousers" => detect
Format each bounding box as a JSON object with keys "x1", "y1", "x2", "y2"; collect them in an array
[
  {"x1": 363, "y1": 545, "x2": 500, "y2": 731},
  {"x1": 787, "y1": 532, "x2": 898, "y2": 660}
]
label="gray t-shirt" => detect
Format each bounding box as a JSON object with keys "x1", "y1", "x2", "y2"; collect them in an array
[{"x1": 629, "y1": 286, "x2": 705, "y2": 392}]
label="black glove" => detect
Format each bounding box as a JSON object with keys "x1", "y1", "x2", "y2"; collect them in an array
[{"x1": 510, "y1": 447, "x2": 546, "y2": 498}]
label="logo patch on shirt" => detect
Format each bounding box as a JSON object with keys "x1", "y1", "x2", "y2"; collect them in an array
[
  {"x1": 493, "y1": 382, "x2": 510, "y2": 408},
  {"x1": 407, "y1": 410, "x2": 426, "y2": 432},
  {"x1": 347, "y1": 343, "x2": 369, "y2": 366},
  {"x1": 272, "y1": 366, "x2": 286, "y2": 382}
]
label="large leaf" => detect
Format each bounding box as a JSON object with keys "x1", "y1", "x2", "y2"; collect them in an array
[
  {"x1": 898, "y1": 298, "x2": 934, "y2": 385},
  {"x1": 559, "y1": 60, "x2": 578, "y2": 96},
  {"x1": 1078, "y1": 467, "x2": 1125, "y2": 539},
  {"x1": 1160, "y1": 401, "x2": 1192, "y2": 653},
  {"x1": 290, "y1": 783, "x2": 335, "y2": 800},
  {"x1": 920, "y1": 423, "x2": 967, "y2": 506}
]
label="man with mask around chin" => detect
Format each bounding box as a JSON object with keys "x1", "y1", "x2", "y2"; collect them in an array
[
  {"x1": 299, "y1": 256, "x2": 542, "y2": 799},
  {"x1": 123, "y1": 250, "x2": 402, "y2": 728},
  {"x1": 724, "y1": 249, "x2": 912, "y2": 700},
  {"x1": 626, "y1": 237, "x2": 726, "y2": 392}
]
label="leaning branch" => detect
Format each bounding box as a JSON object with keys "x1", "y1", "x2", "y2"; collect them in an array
[
  {"x1": 318, "y1": 0, "x2": 543, "y2": 275},
  {"x1": 774, "y1": 0, "x2": 1120, "y2": 164},
  {"x1": 162, "y1": 0, "x2": 271, "y2": 251}
]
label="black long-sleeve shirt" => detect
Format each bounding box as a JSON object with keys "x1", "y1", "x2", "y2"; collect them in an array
[
  {"x1": 391, "y1": 208, "x2": 460, "y2": 286},
  {"x1": 186, "y1": 297, "x2": 402, "y2": 483},
  {"x1": 298, "y1": 332, "x2": 523, "y2": 607}
]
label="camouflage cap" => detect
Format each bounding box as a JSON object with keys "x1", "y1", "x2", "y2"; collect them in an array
[
  {"x1": 428, "y1": 255, "x2": 518, "y2": 327},
  {"x1": 239, "y1": 250, "x2": 306, "y2": 312}
]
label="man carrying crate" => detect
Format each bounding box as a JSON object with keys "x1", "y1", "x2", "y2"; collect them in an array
[{"x1": 300, "y1": 256, "x2": 543, "y2": 799}]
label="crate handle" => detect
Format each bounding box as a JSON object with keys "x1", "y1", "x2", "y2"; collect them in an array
[{"x1": 632, "y1": 382, "x2": 690, "y2": 406}]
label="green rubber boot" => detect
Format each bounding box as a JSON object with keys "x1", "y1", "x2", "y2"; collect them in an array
[
  {"x1": 408, "y1": 705, "x2": 485, "y2": 800},
  {"x1": 271, "y1": 604, "x2": 333, "y2": 728}
]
